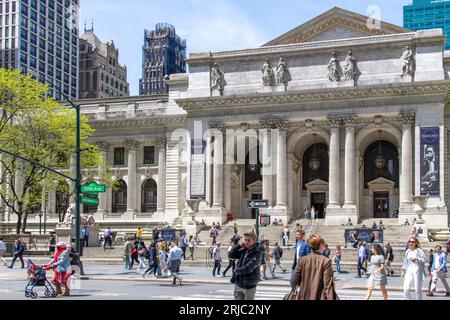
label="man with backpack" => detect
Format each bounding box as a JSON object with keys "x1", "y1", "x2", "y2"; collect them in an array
[{"x1": 271, "y1": 242, "x2": 286, "y2": 273}]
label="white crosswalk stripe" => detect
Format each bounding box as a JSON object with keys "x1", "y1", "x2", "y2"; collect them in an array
[{"x1": 170, "y1": 286, "x2": 408, "y2": 300}]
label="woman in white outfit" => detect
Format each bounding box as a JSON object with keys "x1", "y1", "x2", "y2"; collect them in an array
[{"x1": 401, "y1": 237, "x2": 427, "y2": 300}]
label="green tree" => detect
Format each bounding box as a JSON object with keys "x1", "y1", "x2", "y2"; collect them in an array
[{"x1": 0, "y1": 69, "x2": 104, "y2": 234}]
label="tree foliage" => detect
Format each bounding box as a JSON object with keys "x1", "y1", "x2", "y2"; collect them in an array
[{"x1": 0, "y1": 69, "x2": 104, "y2": 233}]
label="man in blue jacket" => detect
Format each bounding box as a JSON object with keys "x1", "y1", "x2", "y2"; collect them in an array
[
  {"x1": 427, "y1": 245, "x2": 450, "y2": 296},
  {"x1": 228, "y1": 232, "x2": 264, "y2": 300},
  {"x1": 290, "y1": 229, "x2": 311, "y2": 291},
  {"x1": 8, "y1": 240, "x2": 25, "y2": 269}
]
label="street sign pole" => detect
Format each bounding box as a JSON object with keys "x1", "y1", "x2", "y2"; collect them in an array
[
  {"x1": 75, "y1": 104, "x2": 81, "y2": 256},
  {"x1": 256, "y1": 209, "x2": 260, "y2": 241}
]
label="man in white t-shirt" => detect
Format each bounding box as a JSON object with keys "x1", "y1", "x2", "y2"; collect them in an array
[
  {"x1": 212, "y1": 242, "x2": 222, "y2": 278},
  {"x1": 0, "y1": 238, "x2": 7, "y2": 266}
]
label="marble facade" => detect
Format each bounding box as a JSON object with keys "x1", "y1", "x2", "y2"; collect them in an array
[{"x1": 2, "y1": 8, "x2": 450, "y2": 229}]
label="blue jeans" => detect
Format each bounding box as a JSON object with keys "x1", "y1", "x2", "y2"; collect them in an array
[
  {"x1": 290, "y1": 269, "x2": 296, "y2": 292},
  {"x1": 124, "y1": 255, "x2": 131, "y2": 269},
  {"x1": 335, "y1": 258, "x2": 341, "y2": 273}
]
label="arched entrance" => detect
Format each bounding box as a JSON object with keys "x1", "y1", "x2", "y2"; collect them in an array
[
  {"x1": 363, "y1": 140, "x2": 399, "y2": 218},
  {"x1": 141, "y1": 179, "x2": 157, "y2": 213},
  {"x1": 112, "y1": 180, "x2": 127, "y2": 214},
  {"x1": 302, "y1": 143, "x2": 329, "y2": 219}
]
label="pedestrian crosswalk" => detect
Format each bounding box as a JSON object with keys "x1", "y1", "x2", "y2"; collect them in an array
[{"x1": 169, "y1": 286, "x2": 408, "y2": 300}]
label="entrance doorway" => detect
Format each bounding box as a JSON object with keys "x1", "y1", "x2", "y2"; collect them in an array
[
  {"x1": 374, "y1": 192, "x2": 389, "y2": 218},
  {"x1": 311, "y1": 193, "x2": 326, "y2": 219}
]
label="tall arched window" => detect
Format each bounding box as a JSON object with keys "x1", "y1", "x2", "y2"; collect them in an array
[
  {"x1": 364, "y1": 140, "x2": 399, "y2": 188},
  {"x1": 141, "y1": 179, "x2": 157, "y2": 213},
  {"x1": 112, "y1": 180, "x2": 127, "y2": 213},
  {"x1": 302, "y1": 143, "x2": 329, "y2": 189}
]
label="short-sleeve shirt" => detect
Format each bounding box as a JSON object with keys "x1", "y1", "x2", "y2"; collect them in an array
[{"x1": 369, "y1": 255, "x2": 386, "y2": 279}]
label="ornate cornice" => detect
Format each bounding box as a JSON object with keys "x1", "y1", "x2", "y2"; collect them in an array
[
  {"x1": 259, "y1": 117, "x2": 289, "y2": 130},
  {"x1": 89, "y1": 116, "x2": 186, "y2": 129},
  {"x1": 176, "y1": 81, "x2": 450, "y2": 112},
  {"x1": 206, "y1": 33, "x2": 416, "y2": 60}
]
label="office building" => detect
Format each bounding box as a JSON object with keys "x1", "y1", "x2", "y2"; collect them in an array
[
  {"x1": 0, "y1": 0, "x2": 79, "y2": 100},
  {"x1": 139, "y1": 23, "x2": 186, "y2": 96}
]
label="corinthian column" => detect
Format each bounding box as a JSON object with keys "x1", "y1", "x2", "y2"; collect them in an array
[
  {"x1": 400, "y1": 113, "x2": 414, "y2": 207},
  {"x1": 343, "y1": 119, "x2": 356, "y2": 207},
  {"x1": 205, "y1": 137, "x2": 213, "y2": 206},
  {"x1": 276, "y1": 128, "x2": 287, "y2": 208},
  {"x1": 212, "y1": 131, "x2": 224, "y2": 208},
  {"x1": 328, "y1": 120, "x2": 341, "y2": 208},
  {"x1": 287, "y1": 153, "x2": 294, "y2": 214},
  {"x1": 156, "y1": 139, "x2": 167, "y2": 212},
  {"x1": 261, "y1": 129, "x2": 273, "y2": 207},
  {"x1": 97, "y1": 142, "x2": 109, "y2": 215},
  {"x1": 126, "y1": 141, "x2": 138, "y2": 215}
]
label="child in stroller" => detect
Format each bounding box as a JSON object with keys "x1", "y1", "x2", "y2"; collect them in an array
[{"x1": 25, "y1": 259, "x2": 57, "y2": 299}]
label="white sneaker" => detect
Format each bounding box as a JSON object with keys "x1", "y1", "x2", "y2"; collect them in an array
[{"x1": 216, "y1": 275, "x2": 223, "y2": 278}]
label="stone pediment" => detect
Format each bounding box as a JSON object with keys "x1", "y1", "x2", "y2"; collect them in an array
[
  {"x1": 263, "y1": 7, "x2": 410, "y2": 46},
  {"x1": 247, "y1": 180, "x2": 262, "y2": 192},
  {"x1": 305, "y1": 179, "x2": 329, "y2": 192},
  {"x1": 367, "y1": 177, "x2": 395, "y2": 189}
]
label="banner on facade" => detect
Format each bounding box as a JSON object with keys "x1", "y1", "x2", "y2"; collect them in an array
[
  {"x1": 420, "y1": 127, "x2": 440, "y2": 196},
  {"x1": 190, "y1": 139, "x2": 206, "y2": 199}
]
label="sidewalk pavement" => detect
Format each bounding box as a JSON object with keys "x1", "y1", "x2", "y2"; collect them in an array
[{"x1": 1, "y1": 263, "x2": 449, "y2": 293}]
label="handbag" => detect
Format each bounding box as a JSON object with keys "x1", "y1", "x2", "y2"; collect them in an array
[{"x1": 283, "y1": 288, "x2": 298, "y2": 301}]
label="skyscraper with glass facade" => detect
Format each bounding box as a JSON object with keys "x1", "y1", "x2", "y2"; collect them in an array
[
  {"x1": 0, "y1": 0, "x2": 79, "y2": 100},
  {"x1": 139, "y1": 23, "x2": 186, "y2": 96},
  {"x1": 404, "y1": 0, "x2": 450, "y2": 50}
]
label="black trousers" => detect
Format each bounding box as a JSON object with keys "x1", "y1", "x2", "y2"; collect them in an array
[
  {"x1": 181, "y1": 246, "x2": 187, "y2": 260},
  {"x1": 222, "y1": 259, "x2": 235, "y2": 276},
  {"x1": 10, "y1": 254, "x2": 24, "y2": 268},
  {"x1": 83, "y1": 237, "x2": 89, "y2": 247},
  {"x1": 130, "y1": 254, "x2": 139, "y2": 268},
  {"x1": 212, "y1": 260, "x2": 221, "y2": 276},
  {"x1": 357, "y1": 258, "x2": 367, "y2": 277}
]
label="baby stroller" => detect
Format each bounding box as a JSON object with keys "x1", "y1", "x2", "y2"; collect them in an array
[{"x1": 25, "y1": 259, "x2": 57, "y2": 299}]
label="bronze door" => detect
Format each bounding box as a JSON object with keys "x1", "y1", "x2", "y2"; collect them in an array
[{"x1": 374, "y1": 192, "x2": 389, "y2": 219}]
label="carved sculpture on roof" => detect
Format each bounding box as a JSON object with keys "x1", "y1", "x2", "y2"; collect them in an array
[
  {"x1": 261, "y1": 58, "x2": 276, "y2": 87},
  {"x1": 328, "y1": 52, "x2": 341, "y2": 81},
  {"x1": 343, "y1": 51, "x2": 357, "y2": 81},
  {"x1": 276, "y1": 57, "x2": 292, "y2": 88},
  {"x1": 401, "y1": 46, "x2": 415, "y2": 77},
  {"x1": 211, "y1": 63, "x2": 226, "y2": 95}
]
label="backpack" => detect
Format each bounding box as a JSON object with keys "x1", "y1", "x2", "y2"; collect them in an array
[{"x1": 279, "y1": 247, "x2": 283, "y2": 258}]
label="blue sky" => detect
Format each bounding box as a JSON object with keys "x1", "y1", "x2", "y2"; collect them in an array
[{"x1": 80, "y1": 0, "x2": 411, "y2": 95}]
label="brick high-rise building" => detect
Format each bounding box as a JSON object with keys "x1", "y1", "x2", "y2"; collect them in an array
[
  {"x1": 79, "y1": 24, "x2": 129, "y2": 99},
  {"x1": 139, "y1": 23, "x2": 186, "y2": 96},
  {"x1": 0, "y1": 0, "x2": 80, "y2": 101}
]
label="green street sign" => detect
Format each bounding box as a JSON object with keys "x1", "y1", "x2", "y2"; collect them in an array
[
  {"x1": 81, "y1": 182, "x2": 106, "y2": 194},
  {"x1": 81, "y1": 196, "x2": 99, "y2": 206}
]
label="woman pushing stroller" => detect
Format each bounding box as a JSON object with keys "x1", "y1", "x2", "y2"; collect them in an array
[{"x1": 44, "y1": 242, "x2": 71, "y2": 296}]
